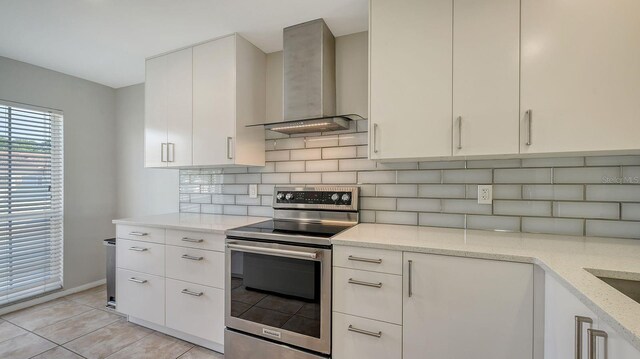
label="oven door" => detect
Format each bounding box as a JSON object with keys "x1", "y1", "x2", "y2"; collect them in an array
[{"x1": 225, "y1": 239, "x2": 331, "y2": 354}]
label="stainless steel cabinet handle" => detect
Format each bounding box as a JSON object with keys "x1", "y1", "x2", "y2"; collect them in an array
[
  {"x1": 348, "y1": 325, "x2": 382, "y2": 338},
  {"x1": 181, "y1": 237, "x2": 204, "y2": 243},
  {"x1": 348, "y1": 255, "x2": 382, "y2": 264},
  {"x1": 128, "y1": 277, "x2": 147, "y2": 284},
  {"x1": 128, "y1": 247, "x2": 148, "y2": 252},
  {"x1": 457, "y1": 116, "x2": 463, "y2": 150},
  {"x1": 227, "y1": 243, "x2": 318, "y2": 260},
  {"x1": 348, "y1": 278, "x2": 383, "y2": 288},
  {"x1": 227, "y1": 137, "x2": 233, "y2": 159},
  {"x1": 168, "y1": 142, "x2": 175, "y2": 162},
  {"x1": 372, "y1": 123, "x2": 379, "y2": 154},
  {"x1": 575, "y1": 316, "x2": 593, "y2": 359},
  {"x1": 181, "y1": 254, "x2": 204, "y2": 261},
  {"x1": 587, "y1": 329, "x2": 608, "y2": 359},
  {"x1": 161, "y1": 143, "x2": 167, "y2": 162},
  {"x1": 525, "y1": 109, "x2": 533, "y2": 146},
  {"x1": 408, "y1": 259, "x2": 413, "y2": 297},
  {"x1": 128, "y1": 231, "x2": 148, "y2": 236},
  {"x1": 181, "y1": 289, "x2": 204, "y2": 297}
]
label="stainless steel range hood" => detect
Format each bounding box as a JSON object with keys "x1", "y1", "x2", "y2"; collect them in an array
[{"x1": 248, "y1": 19, "x2": 364, "y2": 135}]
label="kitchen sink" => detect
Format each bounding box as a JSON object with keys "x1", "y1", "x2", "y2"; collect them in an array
[{"x1": 596, "y1": 276, "x2": 640, "y2": 305}]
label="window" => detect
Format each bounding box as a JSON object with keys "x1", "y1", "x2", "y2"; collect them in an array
[{"x1": 0, "y1": 101, "x2": 63, "y2": 306}]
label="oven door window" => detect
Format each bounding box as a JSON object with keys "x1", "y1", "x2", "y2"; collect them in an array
[{"x1": 229, "y1": 249, "x2": 321, "y2": 338}]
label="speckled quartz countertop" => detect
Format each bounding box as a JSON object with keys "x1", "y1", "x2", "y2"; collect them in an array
[
  {"x1": 112, "y1": 213, "x2": 268, "y2": 234},
  {"x1": 332, "y1": 223, "x2": 640, "y2": 351}
]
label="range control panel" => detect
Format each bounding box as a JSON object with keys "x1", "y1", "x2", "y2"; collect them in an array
[{"x1": 273, "y1": 186, "x2": 359, "y2": 210}]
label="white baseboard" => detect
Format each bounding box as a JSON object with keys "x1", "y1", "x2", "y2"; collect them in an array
[
  {"x1": 129, "y1": 316, "x2": 224, "y2": 354},
  {"x1": 0, "y1": 278, "x2": 107, "y2": 316}
]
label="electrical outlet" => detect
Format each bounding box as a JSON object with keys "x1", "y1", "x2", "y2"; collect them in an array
[
  {"x1": 477, "y1": 185, "x2": 493, "y2": 205},
  {"x1": 249, "y1": 184, "x2": 258, "y2": 199}
]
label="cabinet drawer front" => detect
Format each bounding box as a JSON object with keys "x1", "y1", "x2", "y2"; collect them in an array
[
  {"x1": 165, "y1": 245, "x2": 224, "y2": 288},
  {"x1": 334, "y1": 246, "x2": 402, "y2": 275},
  {"x1": 165, "y1": 278, "x2": 224, "y2": 344},
  {"x1": 332, "y1": 312, "x2": 402, "y2": 359},
  {"x1": 333, "y1": 267, "x2": 402, "y2": 324},
  {"x1": 165, "y1": 229, "x2": 225, "y2": 252},
  {"x1": 116, "y1": 268, "x2": 165, "y2": 326},
  {"x1": 116, "y1": 239, "x2": 165, "y2": 276},
  {"x1": 116, "y1": 225, "x2": 165, "y2": 244}
]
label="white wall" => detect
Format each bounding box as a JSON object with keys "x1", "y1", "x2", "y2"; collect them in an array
[
  {"x1": 115, "y1": 84, "x2": 178, "y2": 217},
  {"x1": 0, "y1": 56, "x2": 116, "y2": 289}
]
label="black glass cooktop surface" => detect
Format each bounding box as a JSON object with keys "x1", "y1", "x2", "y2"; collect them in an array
[{"x1": 229, "y1": 220, "x2": 353, "y2": 238}]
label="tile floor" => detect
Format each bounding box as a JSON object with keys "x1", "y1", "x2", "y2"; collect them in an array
[{"x1": 0, "y1": 285, "x2": 223, "y2": 359}]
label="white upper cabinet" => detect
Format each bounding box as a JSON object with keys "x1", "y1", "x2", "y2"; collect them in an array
[
  {"x1": 452, "y1": 0, "x2": 520, "y2": 156},
  {"x1": 369, "y1": 0, "x2": 453, "y2": 160},
  {"x1": 193, "y1": 34, "x2": 266, "y2": 167},
  {"x1": 521, "y1": 0, "x2": 640, "y2": 154},
  {"x1": 145, "y1": 34, "x2": 265, "y2": 168},
  {"x1": 403, "y1": 252, "x2": 534, "y2": 359}
]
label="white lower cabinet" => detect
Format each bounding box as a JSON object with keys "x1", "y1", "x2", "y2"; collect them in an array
[
  {"x1": 116, "y1": 239, "x2": 165, "y2": 276},
  {"x1": 165, "y1": 278, "x2": 224, "y2": 344},
  {"x1": 545, "y1": 273, "x2": 640, "y2": 359},
  {"x1": 332, "y1": 312, "x2": 402, "y2": 359},
  {"x1": 403, "y1": 252, "x2": 534, "y2": 359},
  {"x1": 165, "y1": 245, "x2": 224, "y2": 289},
  {"x1": 116, "y1": 268, "x2": 165, "y2": 326}
]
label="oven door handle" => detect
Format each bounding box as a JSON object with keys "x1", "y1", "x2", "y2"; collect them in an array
[{"x1": 226, "y1": 243, "x2": 318, "y2": 260}]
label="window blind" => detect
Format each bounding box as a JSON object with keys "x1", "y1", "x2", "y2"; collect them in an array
[{"x1": 0, "y1": 101, "x2": 63, "y2": 306}]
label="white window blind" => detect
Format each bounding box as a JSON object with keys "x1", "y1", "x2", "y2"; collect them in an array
[{"x1": 0, "y1": 101, "x2": 63, "y2": 306}]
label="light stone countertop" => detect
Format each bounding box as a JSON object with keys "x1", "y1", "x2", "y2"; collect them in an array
[
  {"x1": 112, "y1": 213, "x2": 269, "y2": 234},
  {"x1": 332, "y1": 223, "x2": 640, "y2": 351}
]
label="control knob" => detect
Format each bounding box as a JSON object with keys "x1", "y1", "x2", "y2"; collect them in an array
[
  {"x1": 331, "y1": 193, "x2": 340, "y2": 202},
  {"x1": 276, "y1": 192, "x2": 284, "y2": 200},
  {"x1": 341, "y1": 194, "x2": 351, "y2": 202},
  {"x1": 285, "y1": 193, "x2": 294, "y2": 200}
]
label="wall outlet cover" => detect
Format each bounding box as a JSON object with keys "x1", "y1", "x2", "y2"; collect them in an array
[
  {"x1": 477, "y1": 185, "x2": 493, "y2": 205},
  {"x1": 249, "y1": 184, "x2": 258, "y2": 199}
]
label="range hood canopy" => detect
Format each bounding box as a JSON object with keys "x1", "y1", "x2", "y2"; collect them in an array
[{"x1": 249, "y1": 18, "x2": 365, "y2": 135}]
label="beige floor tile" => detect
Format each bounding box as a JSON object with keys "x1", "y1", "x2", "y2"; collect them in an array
[
  {"x1": 179, "y1": 346, "x2": 224, "y2": 359},
  {"x1": 64, "y1": 319, "x2": 153, "y2": 359},
  {"x1": 3, "y1": 300, "x2": 93, "y2": 331},
  {"x1": 1, "y1": 298, "x2": 69, "y2": 322},
  {"x1": 105, "y1": 332, "x2": 193, "y2": 359},
  {"x1": 31, "y1": 346, "x2": 84, "y2": 359},
  {"x1": 34, "y1": 309, "x2": 121, "y2": 344},
  {"x1": 66, "y1": 288, "x2": 108, "y2": 309},
  {"x1": 0, "y1": 332, "x2": 56, "y2": 359},
  {"x1": 0, "y1": 319, "x2": 29, "y2": 343}
]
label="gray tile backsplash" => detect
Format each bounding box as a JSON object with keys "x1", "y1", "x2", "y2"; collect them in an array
[{"x1": 179, "y1": 119, "x2": 640, "y2": 239}]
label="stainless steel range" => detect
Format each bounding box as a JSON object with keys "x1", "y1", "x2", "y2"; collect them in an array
[{"x1": 224, "y1": 186, "x2": 359, "y2": 359}]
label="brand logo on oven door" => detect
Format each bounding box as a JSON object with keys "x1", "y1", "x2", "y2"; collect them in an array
[{"x1": 262, "y1": 328, "x2": 282, "y2": 339}]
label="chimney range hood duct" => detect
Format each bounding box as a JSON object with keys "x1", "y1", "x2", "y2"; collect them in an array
[{"x1": 248, "y1": 18, "x2": 364, "y2": 135}]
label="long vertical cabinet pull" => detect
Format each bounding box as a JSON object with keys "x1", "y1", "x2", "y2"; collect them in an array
[
  {"x1": 407, "y1": 259, "x2": 413, "y2": 297},
  {"x1": 456, "y1": 116, "x2": 463, "y2": 150},
  {"x1": 575, "y1": 316, "x2": 593, "y2": 359},
  {"x1": 161, "y1": 143, "x2": 167, "y2": 162},
  {"x1": 372, "y1": 123, "x2": 379, "y2": 154},
  {"x1": 167, "y1": 143, "x2": 175, "y2": 162},
  {"x1": 587, "y1": 329, "x2": 608, "y2": 359},
  {"x1": 525, "y1": 110, "x2": 533, "y2": 146},
  {"x1": 226, "y1": 137, "x2": 233, "y2": 159}
]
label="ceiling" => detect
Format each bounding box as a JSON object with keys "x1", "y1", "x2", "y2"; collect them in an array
[{"x1": 0, "y1": 0, "x2": 368, "y2": 88}]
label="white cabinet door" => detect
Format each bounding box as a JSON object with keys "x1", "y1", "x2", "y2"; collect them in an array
[
  {"x1": 193, "y1": 35, "x2": 236, "y2": 166},
  {"x1": 165, "y1": 245, "x2": 224, "y2": 289},
  {"x1": 369, "y1": 0, "x2": 453, "y2": 160},
  {"x1": 544, "y1": 274, "x2": 598, "y2": 359},
  {"x1": 597, "y1": 321, "x2": 640, "y2": 359},
  {"x1": 144, "y1": 55, "x2": 168, "y2": 168},
  {"x1": 403, "y1": 252, "x2": 534, "y2": 359},
  {"x1": 452, "y1": 0, "x2": 520, "y2": 156},
  {"x1": 116, "y1": 268, "x2": 165, "y2": 326},
  {"x1": 521, "y1": 0, "x2": 640, "y2": 154},
  {"x1": 165, "y1": 48, "x2": 193, "y2": 167},
  {"x1": 333, "y1": 312, "x2": 402, "y2": 359},
  {"x1": 165, "y1": 278, "x2": 224, "y2": 344}
]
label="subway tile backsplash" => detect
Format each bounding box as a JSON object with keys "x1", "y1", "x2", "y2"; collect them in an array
[{"x1": 179, "y1": 119, "x2": 640, "y2": 239}]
